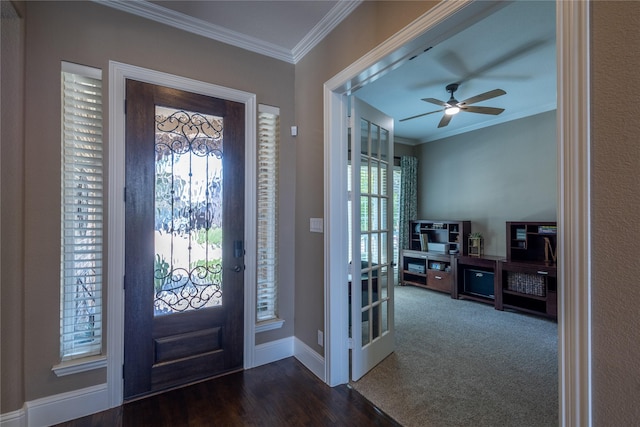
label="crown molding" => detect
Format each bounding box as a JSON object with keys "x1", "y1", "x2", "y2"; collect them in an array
[
  {"x1": 292, "y1": 1, "x2": 363, "y2": 63},
  {"x1": 394, "y1": 136, "x2": 421, "y2": 146},
  {"x1": 94, "y1": 0, "x2": 294, "y2": 63},
  {"x1": 420, "y1": 102, "x2": 558, "y2": 144},
  {"x1": 94, "y1": 0, "x2": 360, "y2": 64}
]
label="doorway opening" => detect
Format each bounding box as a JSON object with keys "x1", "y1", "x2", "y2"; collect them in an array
[{"x1": 324, "y1": 0, "x2": 591, "y2": 424}]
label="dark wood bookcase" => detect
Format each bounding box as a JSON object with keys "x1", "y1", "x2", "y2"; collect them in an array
[
  {"x1": 401, "y1": 220, "x2": 471, "y2": 295},
  {"x1": 408, "y1": 220, "x2": 471, "y2": 255},
  {"x1": 496, "y1": 221, "x2": 558, "y2": 319}
]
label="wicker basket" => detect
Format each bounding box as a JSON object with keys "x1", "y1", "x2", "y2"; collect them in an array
[{"x1": 507, "y1": 272, "x2": 545, "y2": 296}]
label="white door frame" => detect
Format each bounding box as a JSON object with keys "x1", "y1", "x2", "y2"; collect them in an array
[
  {"x1": 107, "y1": 62, "x2": 257, "y2": 407},
  {"x1": 323, "y1": 1, "x2": 591, "y2": 425}
]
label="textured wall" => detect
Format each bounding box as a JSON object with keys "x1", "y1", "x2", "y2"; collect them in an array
[
  {"x1": 591, "y1": 2, "x2": 640, "y2": 424},
  {"x1": 1, "y1": 0, "x2": 25, "y2": 413},
  {"x1": 416, "y1": 111, "x2": 557, "y2": 256}
]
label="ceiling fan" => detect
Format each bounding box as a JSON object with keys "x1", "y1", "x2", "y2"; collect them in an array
[{"x1": 400, "y1": 83, "x2": 506, "y2": 128}]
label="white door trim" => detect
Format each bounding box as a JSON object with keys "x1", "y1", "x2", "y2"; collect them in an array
[
  {"x1": 107, "y1": 61, "x2": 257, "y2": 407},
  {"x1": 556, "y1": 2, "x2": 592, "y2": 425},
  {"x1": 323, "y1": 1, "x2": 591, "y2": 425}
]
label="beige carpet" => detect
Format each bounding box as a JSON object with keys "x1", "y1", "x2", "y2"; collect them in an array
[{"x1": 350, "y1": 285, "x2": 558, "y2": 427}]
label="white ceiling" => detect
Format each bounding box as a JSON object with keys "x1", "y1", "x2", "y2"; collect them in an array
[
  {"x1": 98, "y1": 0, "x2": 556, "y2": 144},
  {"x1": 356, "y1": 1, "x2": 557, "y2": 143}
]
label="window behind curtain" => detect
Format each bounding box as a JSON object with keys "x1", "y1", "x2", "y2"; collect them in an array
[
  {"x1": 60, "y1": 62, "x2": 103, "y2": 360},
  {"x1": 392, "y1": 165, "x2": 402, "y2": 279},
  {"x1": 257, "y1": 104, "x2": 279, "y2": 322}
]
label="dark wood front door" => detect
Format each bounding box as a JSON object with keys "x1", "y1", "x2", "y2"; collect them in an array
[{"x1": 123, "y1": 80, "x2": 245, "y2": 400}]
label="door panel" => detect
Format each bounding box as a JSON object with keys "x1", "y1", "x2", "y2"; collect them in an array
[
  {"x1": 124, "y1": 80, "x2": 245, "y2": 400},
  {"x1": 351, "y1": 97, "x2": 395, "y2": 381}
]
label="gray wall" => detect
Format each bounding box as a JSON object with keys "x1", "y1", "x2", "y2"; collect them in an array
[
  {"x1": 2, "y1": 0, "x2": 296, "y2": 405},
  {"x1": 591, "y1": 2, "x2": 640, "y2": 424},
  {"x1": 1, "y1": 0, "x2": 26, "y2": 412},
  {"x1": 416, "y1": 110, "x2": 557, "y2": 256},
  {"x1": 394, "y1": 142, "x2": 417, "y2": 159}
]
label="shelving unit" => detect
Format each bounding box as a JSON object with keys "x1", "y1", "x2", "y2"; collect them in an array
[
  {"x1": 408, "y1": 220, "x2": 471, "y2": 255},
  {"x1": 401, "y1": 220, "x2": 470, "y2": 295},
  {"x1": 497, "y1": 221, "x2": 558, "y2": 319},
  {"x1": 401, "y1": 250, "x2": 454, "y2": 294},
  {"x1": 507, "y1": 221, "x2": 558, "y2": 263}
]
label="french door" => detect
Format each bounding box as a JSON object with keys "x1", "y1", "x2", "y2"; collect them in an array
[
  {"x1": 350, "y1": 97, "x2": 395, "y2": 381},
  {"x1": 123, "y1": 80, "x2": 245, "y2": 400}
]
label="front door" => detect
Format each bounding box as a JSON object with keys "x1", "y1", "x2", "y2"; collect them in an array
[
  {"x1": 350, "y1": 97, "x2": 395, "y2": 381},
  {"x1": 123, "y1": 80, "x2": 245, "y2": 400}
]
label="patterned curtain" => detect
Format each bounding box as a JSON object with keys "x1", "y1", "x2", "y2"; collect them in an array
[{"x1": 398, "y1": 156, "x2": 418, "y2": 282}]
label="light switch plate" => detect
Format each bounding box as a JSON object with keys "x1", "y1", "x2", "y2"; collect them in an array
[{"x1": 310, "y1": 218, "x2": 323, "y2": 233}]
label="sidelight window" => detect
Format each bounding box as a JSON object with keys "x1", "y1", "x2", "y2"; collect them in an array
[
  {"x1": 60, "y1": 62, "x2": 103, "y2": 360},
  {"x1": 256, "y1": 105, "x2": 279, "y2": 322}
]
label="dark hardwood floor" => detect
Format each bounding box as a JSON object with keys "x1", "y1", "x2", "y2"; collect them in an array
[{"x1": 53, "y1": 357, "x2": 401, "y2": 426}]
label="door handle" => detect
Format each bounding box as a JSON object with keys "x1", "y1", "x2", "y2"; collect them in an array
[
  {"x1": 234, "y1": 240, "x2": 244, "y2": 258},
  {"x1": 232, "y1": 240, "x2": 244, "y2": 272}
]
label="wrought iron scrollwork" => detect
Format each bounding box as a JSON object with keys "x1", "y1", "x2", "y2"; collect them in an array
[
  {"x1": 153, "y1": 264, "x2": 223, "y2": 313},
  {"x1": 155, "y1": 110, "x2": 223, "y2": 158}
]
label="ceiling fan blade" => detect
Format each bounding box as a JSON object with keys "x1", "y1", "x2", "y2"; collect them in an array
[
  {"x1": 438, "y1": 39, "x2": 550, "y2": 85},
  {"x1": 421, "y1": 97, "x2": 448, "y2": 107},
  {"x1": 468, "y1": 39, "x2": 549, "y2": 81},
  {"x1": 399, "y1": 109, "x2": 443, "y2": 122},
  {"x1": 438, "y1": 114, "x2": 453, "y2": 128},
  {"x1": 460, "y1": 89, "x2": 506, "y2": 106},
  {"x1": 462, "y1": 105, "x2": 505, "y2": 115},
  {"x1": 437, "y1": 50, "x2": 471, "y2": 80}
]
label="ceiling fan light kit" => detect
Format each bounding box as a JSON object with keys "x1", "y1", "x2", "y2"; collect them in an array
[{"x1": 401, "y1": 82, "x2": 506, "y2": 128}]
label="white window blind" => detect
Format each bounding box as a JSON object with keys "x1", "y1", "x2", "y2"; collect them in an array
[
  {"x1": 257, "y1": 104, "x2": 279, "y2": 322},
  {"x1": 60, "y1": 62, "x2": 103, "y2": 360},
  {"x1": 392, "y1": 166, "x2": 402, "y2": 272}
]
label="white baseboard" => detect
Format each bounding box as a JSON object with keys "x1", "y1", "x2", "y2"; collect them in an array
[
  {"x1": 1, "y1": 338, "x2": 325, "y2": 427},
  {"x1": 253, "y1": 337, "x2": 294, "y2": 367},
  {"x1": 23, "y1": 383, "x2": 108, "y2": 427},
  {"x1": 0, "y1": 408, "x2": 25, "y2": 427},
  {"x1": 248, "y1": 336, "x2": 326, "y2": 383},
  {"x1": 293, "y1": 337, "x2": 325, "y2": 382}
]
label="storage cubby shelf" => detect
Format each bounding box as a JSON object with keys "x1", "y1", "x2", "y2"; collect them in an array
[
  {"x1": 401, "y1": 220, "x2": 471, "y2": 295},
  {"x1": 496, "y1": 221, "x2": 558, "y2": 319}
]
